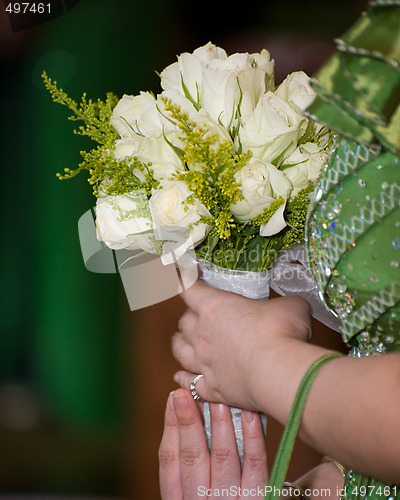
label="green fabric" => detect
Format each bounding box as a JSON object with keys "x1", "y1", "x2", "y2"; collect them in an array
[
  {"x1": 265, "y1": 353, "x2": 342, "y2": 500},
  {"x1": 304, "y1": 2, "x2": 400, "y2": 499},
  {"x1": 306, "y1": 147, "x2": 400, "y2": 500},
  {"x1": 306, "y1": 140, "x2": 400, "y2": 345},
  {"x1": 306, "y1": 2, "x2": 400, "y2": 155}
]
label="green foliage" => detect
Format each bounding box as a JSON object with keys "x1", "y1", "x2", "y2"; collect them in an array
[
  {"x1": 42, "y1": 72, "x2": 118, "y2": 147},
  {"x1": 85, "y1": 148, "x2": 159, "y2": 198},
  {"x1": 250, "y1": 198, "x2": 285, "y2": 226},
  {"x1": 195, "y1": 183, "x2": 314, "y2": 271},
  {"x1": 42, "y1": 72, "x2": 159, "y2": 197}
]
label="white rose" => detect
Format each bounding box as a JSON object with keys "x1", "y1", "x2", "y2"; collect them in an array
[
  {"x1": 275, "y1": 71, "x2": 316, "y2": 111},
  {"x1": 149, "y1": 180, "x2": 211, "y2": 258},
  {"x1": 160, "y1": 42, "x2": 227, "y2": 101},
  {"x1": 111, "y1": 92, "x2": 176, "y2": 139},
  {"x1": 299, "y1": 141, "x2": 329, "y2": 181},
  {"x1": 230, "y1": 158, "x2": 292, "y2": 227},
  {"x1": 193, "y1": 110, "x2": 233, "y2": 150},
  {"x1": 251, "y1": 49, "x2": 275, "y2": 87},
  {"x1": 200, "y1": 64, "x2": 238, "y2": 127},
  {"x1": 201, "y1": 52, "x2": 271, "y2": 128},
  {"x1": 114, "y1": 137, "x2": 140, "y2": 160},
  {"x1": 135, "y1": 133, "x2": 184, "y2": 180},
  {"x1": 114, "y1": 133, "x2": 183, "y2": 182},
  {"x1": 158, "y1": 91, "x2": 234, "y2": 147},
  {"x1": 110, "y1": 92, "x2": 156, "y2": 138},
  {"x1": 192, "y1": 42, "x2": 228, "y2": 64},
  {"x1": 113, "y1": 138, "x2": 147, "y2": 183},
  {"x1": 96, "y1": 192, "x2": 157, "y2": 254},
  {"x1": 283, "y1": 141, "x2": 328, "y2": 196},
  {"x1": 239, "y1": 91, "x2": 308, "y2": 164},
  {"x1": 283, "y1": 163, "x2": 309, "y2": 199},
  {"x1": 157, "y1": 89, "x2": 203, "y2": 125},
  {"x1": 235, "y1": 52, "x2": 274, "y2": 123}
]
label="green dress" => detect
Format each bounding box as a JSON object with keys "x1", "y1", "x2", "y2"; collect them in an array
[{"x1": 305, "y1": 1, "x2": 400, "y2": 499}]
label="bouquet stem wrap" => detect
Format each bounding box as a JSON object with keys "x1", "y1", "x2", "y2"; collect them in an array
[{"x1": 197, "y1": 260, "x2": 270, "y2": 465}]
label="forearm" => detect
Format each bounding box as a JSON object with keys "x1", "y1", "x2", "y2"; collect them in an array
[
  {"x1": 304, "y1": 352, "x2": 400, "y2": 483},
  {"x1": 251, "y1": 341, "x2": 400, "y2": 483}
]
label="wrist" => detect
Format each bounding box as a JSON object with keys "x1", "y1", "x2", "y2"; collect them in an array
[{"x1": 249, "y1": 338, "x2": 337, "y2": 422}]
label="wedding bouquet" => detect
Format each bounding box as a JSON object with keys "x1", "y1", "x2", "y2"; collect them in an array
[{"x1": 43, "y1": 42, "x2": 332, "y2": 272}]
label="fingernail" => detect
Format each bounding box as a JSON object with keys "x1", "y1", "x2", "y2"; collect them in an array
[
  {"x1": 243, "y1": 410, "x2": 256, "y2": 423},
  {"x1": 211, "y1": 403, "x2": 225, "y2": 415},
  {"x1": 168, "y1": 391, "x2": 175, "y2": 410},
  {"x1": 173, "y1": 393, "x2": 188, "y2": 409},
  {"x1": 173, "y1": 372, "x2": 180, "y2": 384}
]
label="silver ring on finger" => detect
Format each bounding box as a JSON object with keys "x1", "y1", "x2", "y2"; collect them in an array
[{"x1": 190, "y1": 374, "x2": 204, "y2": 401}]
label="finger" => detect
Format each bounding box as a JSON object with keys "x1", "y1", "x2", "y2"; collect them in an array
[
  {"x1": 159, "y1": 392, "x2": 183, "y2": 500},
  {"x1": 172, "y1": 389, "x2": 210, "y2": 497},
  {"x1": 209, "y1": 403, "x2": 241, "y2": 491},
  {"x1": 171, "y1": 334, "x2": 198, "y2": 373},
  {"x1": 180, "y1": 277, "x2": 219, "y2": 312},
  {"x1": 241, "y1": 411, "x2": 268, "y2": 496},
  {"x1": 178, "y1": 309, "x2": 197, "y2": 340}
]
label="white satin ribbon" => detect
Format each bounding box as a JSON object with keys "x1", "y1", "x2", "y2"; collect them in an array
[{"x1": 270, "y1": 244, "x2": 341, "y2": 332}]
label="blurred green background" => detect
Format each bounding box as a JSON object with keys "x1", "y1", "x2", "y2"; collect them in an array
[{"x1": 0, "y1": 0, "x2": 368, "y2": 497}]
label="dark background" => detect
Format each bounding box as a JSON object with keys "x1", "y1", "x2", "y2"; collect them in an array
[{"x1": 0, "y1": 0, "x2": 368, "y2": 497}]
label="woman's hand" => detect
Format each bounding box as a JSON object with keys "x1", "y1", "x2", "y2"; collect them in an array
[
  {"x1": 159, "y1": 388, "x2": 268, "y2": 499},
  {"x1": 170, "y1": 278, "x2": 400, "y2": 483},
  {"x1": 292, "y1": 462, "x2": 345, "y2": 500},
  {"x1": 172, "y1": 278, "x2": 313, "y2": 411}
]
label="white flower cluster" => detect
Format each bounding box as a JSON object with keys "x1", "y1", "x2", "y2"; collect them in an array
[{"x1": 96, "y1": 42, "x2": 329, "y2": 262}]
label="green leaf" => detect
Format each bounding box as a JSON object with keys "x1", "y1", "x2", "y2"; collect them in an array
[
  {"x1": 207, "y1": 232, "x2": 220, "y2": 253},
  {"x1": 235, "y1": 235, "x2": 265, "y2": 271},
  {"x1": 162, "y1": 130, "x2": 185, "y2": 161},
  {"x1": 180, "y1": 73, "x2": 200, "y2": 111},
  {"x1": 239, "y1": 224, "x2": 260, "y2": 236},
  {"x1": 271, "y1": 143, "x2": 293, "y2": 167}
]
